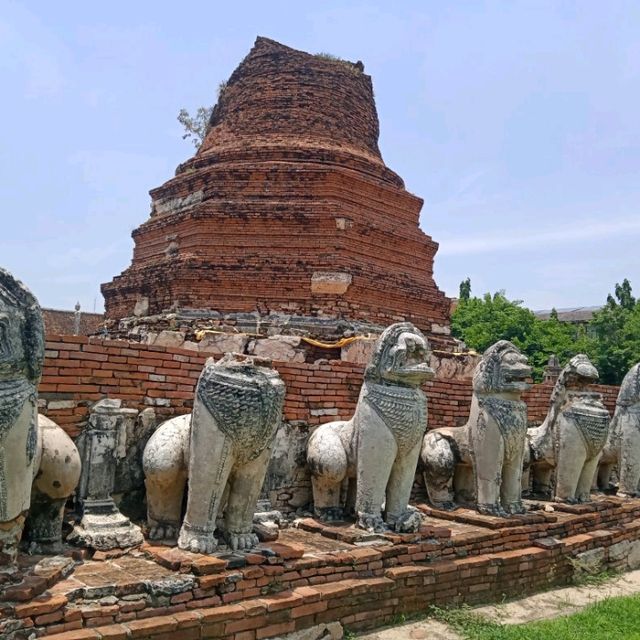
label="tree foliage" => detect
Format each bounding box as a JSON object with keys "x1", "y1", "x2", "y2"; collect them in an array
[
  {"x1": 451, "y1": 291, "x2": 536, "y2": 355},
  {"x1": 451, "y1": 279, "x2": 640, "y2": 384},
  {"x1": 458, "y1": 277, "x2": 471, "y2": 302},
  {"x1": 589, "y1": 279, "x2": 640, "y2": 384},
  {"x1": 177, "y1": 106, "x2": 213, "y2": 149}
]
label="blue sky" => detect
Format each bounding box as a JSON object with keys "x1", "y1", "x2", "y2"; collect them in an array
[{"x1": 1, "y1": 1, "x2": 639, "y2": 312}]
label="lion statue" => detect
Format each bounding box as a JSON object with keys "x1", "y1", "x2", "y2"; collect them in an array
[
  {"x1": 596, "y1": 362, "x2": 640, "y2": 497},
  {"x1": 143, "y1": 353, "x2": 285, "y2": 553},
  {"x1": 527, "y1": 354, "x2": 610, "y2": 503},
  {"x1": 0, "y1": 268, "x2": 81, "y2": 566},
  {"x1": 421, "y1": 341, "x2": 531, "y2": 516},
  {"x1": 306, "y1": 322, "x2": 434, "y2": 533}
]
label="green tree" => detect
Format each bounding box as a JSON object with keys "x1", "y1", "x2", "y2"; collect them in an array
[
  {"x1": 177, "y1": 80, "x2": 228, "y2": 149},
  {"x1": 615, "y1": 278, "x2": 636, "y2": 310},
  {"x1": 526, "y1": 311, "x2": 591, "y2": 380},
  {"x1": 452, "y1": 284, "x2": 592, "y2": 381},
  {"x1": 588, "y1": 280, "x2": 640, "y2": 384},
  {"x1": 451, "y1": 290, "x2": 536, "y2": 354},
  {"x1": 177, "y1": 106, "x2": 213, "y2": 149},
  {"x1": 458, "y1": 278, "x2": 471, "y2": 302},
  {"x1": 451, "y1": 278, "x2": 640, "y2": 385}
]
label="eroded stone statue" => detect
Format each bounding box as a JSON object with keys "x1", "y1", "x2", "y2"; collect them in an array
[
  {"x1": 421, "y1": 341, "x2": 531, "y2": 516},
  {"x1": 306, "y1": 322, "x2": 434, "y2": 533},
  {"x1": 0, "y1": 268, "x2": 81, "y2": 566},
  {"x1": 527, "y1": 354, "x2": 610, "y2": 503},
  {"x1": 25, "y1": 415, "x2": 81, "y2": 553},
  {"x1": 597, "y1": 363, "x2": 640, "y2": 497},
  {"x1": 143, "y1": 353, "x2": 285, "y2": 552}
]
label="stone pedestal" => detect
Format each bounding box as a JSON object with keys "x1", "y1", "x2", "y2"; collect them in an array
[{"x1": 70, "y1": 399, "x2": 143, "y2": 550}]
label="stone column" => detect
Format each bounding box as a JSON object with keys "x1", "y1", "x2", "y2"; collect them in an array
[{"x1": 70, "y1": 399, "x2": 143, "y2": 550}]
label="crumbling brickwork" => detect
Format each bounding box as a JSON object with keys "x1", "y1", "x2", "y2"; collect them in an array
[
  {"x1": 101, "y1": 37, "x2": 450, "y2": 340},
  {"x1": 39, "y1": 336, "x2": 618, "y2": 439}
]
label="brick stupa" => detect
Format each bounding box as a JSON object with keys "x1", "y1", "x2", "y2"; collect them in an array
[{"x1": 102, "y1": 37, "x2": 451, "y2": 343}]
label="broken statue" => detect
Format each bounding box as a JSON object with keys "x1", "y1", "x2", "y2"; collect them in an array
[
  {"x1": 0, "y1": 268, "x2": 81, "y2": 566},
  {"x1": 143, "y1": 353, "x2": 285, "y2": 552}
]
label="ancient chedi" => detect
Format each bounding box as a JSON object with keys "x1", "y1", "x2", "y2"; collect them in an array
[{"x1": 102, "y1": 37, "x2": 450, "y2": 344}]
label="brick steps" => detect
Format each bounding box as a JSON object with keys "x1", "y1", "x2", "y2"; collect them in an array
[
  {"x1": 40, "y1": 526, "x2": 638, "y2": 640},
  {"x1": 3, "y1": 500, "x2": 640, "y2": 638}
]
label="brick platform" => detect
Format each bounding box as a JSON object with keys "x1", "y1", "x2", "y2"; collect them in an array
[{"x1": 3, "y1": 497, "x2": 640, "y2": 639}]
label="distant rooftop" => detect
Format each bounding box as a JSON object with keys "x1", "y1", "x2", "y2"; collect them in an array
[
  {"x1": 42, "y1": 307, "x2": 104, "y2": 336},
  {"x1": 534, "y1": 306, "x2": 601, "y2": 323}
]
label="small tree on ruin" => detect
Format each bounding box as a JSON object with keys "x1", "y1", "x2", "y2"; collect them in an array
[{"x1": 177, "y1": 106, "x2": 213, "y2": 149}]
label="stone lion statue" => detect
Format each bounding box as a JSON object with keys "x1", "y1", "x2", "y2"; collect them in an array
[
  {"x1": 596, "y1": 362, "x2": 640, "y2": 497},
  {"x1": 0, "y1": 268, "x2": 81, "y2": 566},
  {"x1": 143, "y1": 353, "x2": 285, "y2": 553},
  {"x1": 306, "y1": 322, "x2": 434, "y2": 533},
  {"x1": 527, "y1": 354, "x2": 610, "y2": 503},
  {"x1": 421, "y1": 341, "x2": 531, "y2": 516}
]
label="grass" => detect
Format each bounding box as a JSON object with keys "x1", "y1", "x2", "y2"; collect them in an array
[
  {"x1": 430, "y1": 594, "x2": 640, "y2": 639},
  {"x1": 313, "y1": 52, "x2": 363, "y2": 74}
]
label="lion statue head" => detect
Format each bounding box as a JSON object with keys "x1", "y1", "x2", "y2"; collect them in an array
[
  {"x1": 559, "y1": 354, "x2": 600, "y2": 391},
  {"x1": 365, "y1": 322, "x2": 434, "y2": 387},
  {"x1": 472, "y1": 340, "x2": 531, "y2": 395},
  {"x1": 0, "y1": 267, "x2": 44, "y2": 384}
]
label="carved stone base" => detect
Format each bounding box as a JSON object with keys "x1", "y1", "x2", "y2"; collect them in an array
[{"x1": 69, "y1": 499, "x2": 143, "y2": 551}]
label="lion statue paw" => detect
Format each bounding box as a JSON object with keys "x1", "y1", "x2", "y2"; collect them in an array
[
  {"x1": 315, "y1": 507, "x2": 346, "y2": 523},
  {"x1": 148, "y1": 523, "x2": 178, "y2": 541},
  {"x1": 177, "y1": 525, "x2": 218, "y2": 554},
  {"x1": 390, "y1": 508, "x2": 422, "y2": 533},
  {"x1": 477, "y1": 503, "x2": 509, "y2": 518},
  {"x1": 504, "y1": 501, "x2": 526, "y2": 515},
  {"x1": 225, "y1": 530, "x2": 259, "y2": 551},
  {"x1": 357, "y1": 512, "x2": 390, "y2": 533}
]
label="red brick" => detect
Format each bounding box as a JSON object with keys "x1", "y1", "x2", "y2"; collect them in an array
[
  {"x1": 14, "y1": 594, "x2": 68, "y2": 618},
  {"x1": 125, "y1": 616, "x2": 178, "y2": 638},
  {"x1": 200, "y1": 604, "x2": 245, "y2": 623},
  {"x1": 256, "y1": 621, "x2": 296, "y2": 639},
  {"x1": 260, "y1": 591, "x2": 304, "y2": 612},
  {"x1": 41, "y1": 630, "x2": 101, "y2": 640}
]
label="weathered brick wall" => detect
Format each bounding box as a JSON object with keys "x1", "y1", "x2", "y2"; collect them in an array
[
  {"x1": 101, "y1": 37, "x2": 451, "y2": 339},
  {"x1": 39, "y1": 336, "x2": 619, "y2": 440}
]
